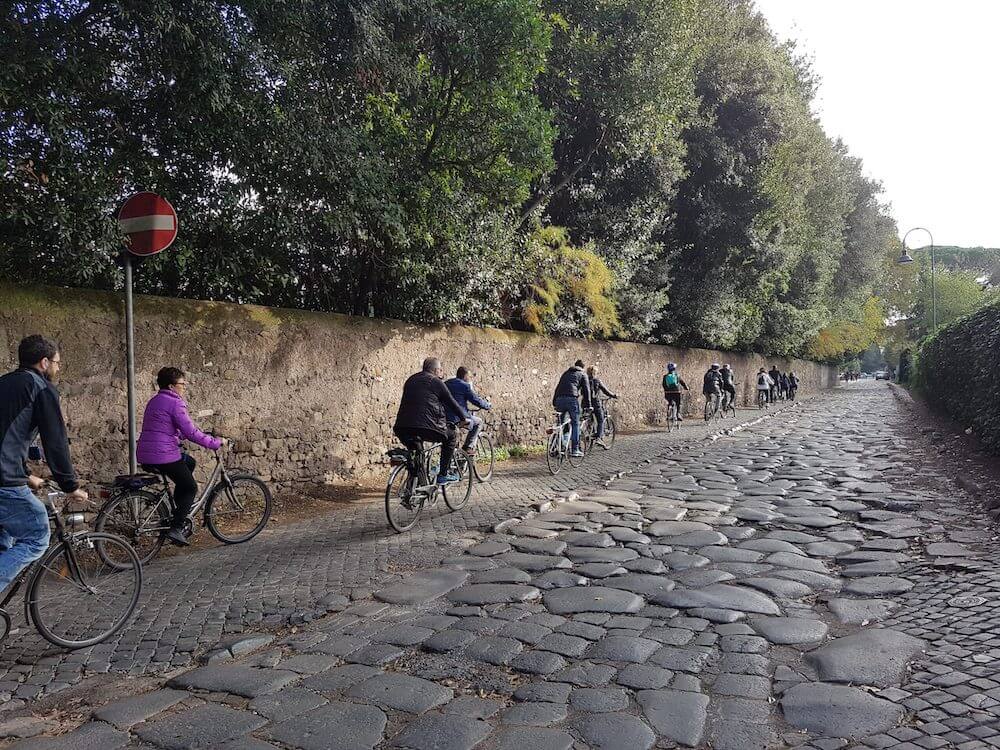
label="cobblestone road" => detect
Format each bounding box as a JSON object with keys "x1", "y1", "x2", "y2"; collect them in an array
[{"x1": 7, "y1": 382, "x2": 1000, "y2": 750}]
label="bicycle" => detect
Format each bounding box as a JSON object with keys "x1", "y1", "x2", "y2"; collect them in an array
[
  {"x1": 94, "y1": 443, "x2": 272, "y2": 567},
  {"x1": 546, "y1": 409, "x2": 587, "y2": 474},
  {"x1": 720, "y1": 388, "x2": 737, "y2": 418},
  {"x1": 665, "y1": 399, "x2": 680, "y2": 432},
  {"x1": 703, "y1": 391, "x2": 722, "y2": 422},
  {"x1": 464, "y1": 407, "x2": 495, "y2": 482},
  {"x1": 0, "y1": 485, "x2": 142, "y2": 649},
  {"x1": 757, "y1": 390, "x2": 769, "y2": 409},
  {"x1": 584, "y1": 397, "x2": 617, "y2": 454},
  {"x1": 384, "y1": 439, "x2": 473, "y2": 533}
]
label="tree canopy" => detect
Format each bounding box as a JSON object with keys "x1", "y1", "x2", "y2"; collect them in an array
[{"x1": 3, "y1": 0, "x2": 901, "y2": 361}]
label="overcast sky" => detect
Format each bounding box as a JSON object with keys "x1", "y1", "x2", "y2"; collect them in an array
[{"x1": 755, "y1": 0, "x2": 1000, "y2": 248}]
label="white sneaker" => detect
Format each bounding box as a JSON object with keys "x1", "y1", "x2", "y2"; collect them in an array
[
  {"x1": 595, "y1": 439, "x2": 608, "y2": 449},
  {"x1": 571, "y1": 449, "x2": 585, "y2": 458}
]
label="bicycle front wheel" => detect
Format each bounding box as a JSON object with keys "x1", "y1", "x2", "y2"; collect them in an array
[
  {"x1": 28, "y1": 532, "x2": 142, "y2": 649},
  {"x1": 444, "y1": 453, "x2": 474, "y2": 511},
  {"x1": 385, "y1": 464, "x2": 422, "y2": 533},
  {"x1": 474, "y1": 435, "x2": 495, "y2": 482},
  {"x1": 95, "y1": 490, "x2": 170, "y2": 567},
  {"x1": 205, "y1": 475, "x2": 273, "y2": 544}
]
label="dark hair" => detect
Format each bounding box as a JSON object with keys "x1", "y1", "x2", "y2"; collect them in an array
[
  {"x1": 157, "y1": 366, "x2": 185, "y2": 390},
  {"x1": 456, "y1": 366, "x2": 469, "y2": 379},
  {"x1": 574, "y1": 359, "x2": 585, "y2": 368},
  {"x1": 18, "y1": 335, "x2": 58, "y2": 367}
]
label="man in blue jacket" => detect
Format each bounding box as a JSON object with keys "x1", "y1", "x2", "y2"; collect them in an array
[
  {"x1": 445, "y1": 367, "x2": 492, "y2": 454},
  {"x1": 1, "y1": 336, "x2": 88, "y2": 600}
]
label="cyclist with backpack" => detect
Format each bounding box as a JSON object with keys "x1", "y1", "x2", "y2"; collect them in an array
[
  {"x1": 702, "y1": 364, "x2": 725, "y2": 417},
  {"x1": 756, "y1": 368, "x2": 774, "y2": 407},
  {"x1": 661, "y1": 363, "x2": 689, "y2": 422}
]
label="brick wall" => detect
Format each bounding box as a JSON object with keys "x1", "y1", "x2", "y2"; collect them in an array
[{"x1": 0, "y1": 285, "x2": 838, "y2": 488}]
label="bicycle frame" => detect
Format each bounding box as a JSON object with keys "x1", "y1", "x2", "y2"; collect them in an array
[
  {"x1": 548, "y1": 412, "x2": 573, "y2": 454},
  {"x1": 120, "y1": 452, "x2": 231, "y2": 532}
]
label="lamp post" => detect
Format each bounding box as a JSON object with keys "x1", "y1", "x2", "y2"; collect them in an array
[{"x1": 897, "y1": 227, "x2": 936, "y2": 330}]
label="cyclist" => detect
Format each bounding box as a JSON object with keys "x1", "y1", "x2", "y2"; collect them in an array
[
  {"x1": 768, "y1": 365, "x2": 782, "y2": 404},
  {"x1": 552, "y1": 360, "x2": 590, "y2": 458},
  {"x1": 720, "y1": 364, "x2": 737, "y2": 410},
  {"x1": 661, "y1": 362, "x2": 689, "y2": 422},
  {"x1": 445, "y1": 366, "x2": 492, "y2": 454},
  {"x1": 702, "y1": 363, "x2": 724, "y2": 415},
  {"x1": 0, "y1": 336, "x2": 87, "y2": 600},
  {"x1": 394, "y1": 357, "x2": 469, "y2": 485},
  {"x1": 586, "y1": 365, "x2": 617, "y2": 449},
  {"x1": 779, "y1": 372, "x2": 791, "y2": 400},
  {"x1": 788, "y1": 372, "x2": 799, "y2": 400},
  {"x1": 756, "y1": 367, "x2": 774, "y2": 407},
  {"x1": 137, "y1": 367, "x2": 224, "y2": 547}
]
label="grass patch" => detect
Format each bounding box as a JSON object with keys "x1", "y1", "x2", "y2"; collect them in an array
[{"x1": 498, "y1": 443, "x2": 546, "y2": 461}]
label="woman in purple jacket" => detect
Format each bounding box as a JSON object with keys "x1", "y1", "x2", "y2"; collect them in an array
[{"x1": 137, "y1": 367, "x2": 223, "y2": 546}]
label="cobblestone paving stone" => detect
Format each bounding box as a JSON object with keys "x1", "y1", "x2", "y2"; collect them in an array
[{"x1": 7, "y1": 381, "x2": 1000, "y2": 749}]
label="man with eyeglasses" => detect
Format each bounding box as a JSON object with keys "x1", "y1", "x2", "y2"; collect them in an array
[{"x1": 0, "y1": 335, "x2": 87, "y2": 600}]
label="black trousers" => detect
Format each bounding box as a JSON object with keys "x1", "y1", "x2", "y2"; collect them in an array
[
  {"x1": 143, "y1": 455, "x2": 197, "y2": 527},
  {"x1": 394, "y1": 425, "x2": 459, "y2": 477}
]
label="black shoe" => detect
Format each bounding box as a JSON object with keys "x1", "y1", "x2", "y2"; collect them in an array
[{"x1": 165, "y1": 526, "x2": 190, "y2": 546}]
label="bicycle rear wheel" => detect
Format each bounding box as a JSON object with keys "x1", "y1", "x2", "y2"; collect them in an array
[
  {"x1": 205, "y1": 475, "x2": 273, "y2": 544},
  {"x1": 95, "y1": 490, "x2": 170, "y2": 568},
  {"x1": 29, "y1": 532, "x2": 142, "y2": 649},
  {"x1": 546, "y1": 433, "x2": 564, "y2": 475},
  {"x1": 473, "y1": 435, "x2": 495, "y2": 482},
  {"x1": 444, "y1": 453, "x2": 474, "y2": 511},
  {"x1": 385, "y1": 464, "x2": 423, "y2": 533}
]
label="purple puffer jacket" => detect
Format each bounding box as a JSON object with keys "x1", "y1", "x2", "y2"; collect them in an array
[{"x1": 136, "y1": 389, "x2": 222, "y2": 465}]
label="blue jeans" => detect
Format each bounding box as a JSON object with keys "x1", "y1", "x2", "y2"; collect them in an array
[
  {"x1": 553, "y1": 396, "x2": 581, "y2": 451},
  {"x1": 0, "y1": 486, "x2": 50, "y2": 593}
]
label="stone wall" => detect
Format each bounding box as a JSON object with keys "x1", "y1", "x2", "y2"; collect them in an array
[{"x1": 0, "y1": 285, "x2": 838, "y2": 488}]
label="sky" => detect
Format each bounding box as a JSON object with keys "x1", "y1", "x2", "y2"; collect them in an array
[{"x1": 754, "y1": 0, "x2": 1000, "y2": 249}]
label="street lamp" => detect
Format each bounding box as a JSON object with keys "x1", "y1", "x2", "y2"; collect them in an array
[{"x1": 897, "y1": 227, "x2": 936, "y2": 330}]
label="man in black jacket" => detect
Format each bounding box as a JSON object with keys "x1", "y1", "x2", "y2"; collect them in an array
[
  {"x1": 394, "y1": 357, "x2": 469, "y2": 484},
  {"x1": 552, "y1": 360, "x2": 590, "y2": 457},
  {"x1": 1, "y1": 335, "x2": 87, "y2": 595}
]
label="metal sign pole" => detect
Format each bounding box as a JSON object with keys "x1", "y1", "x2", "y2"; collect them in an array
[{"x1": 124, "y1": 253, "x2": 138, "y2": 474}]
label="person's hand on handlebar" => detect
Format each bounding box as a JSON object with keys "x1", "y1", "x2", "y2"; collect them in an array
[
  {"x1": 27, "y1": 475, "x2": 45, "y2": 491},
  {"x1": 68, "y1": 487, "x2": 89, "y2": 503}
]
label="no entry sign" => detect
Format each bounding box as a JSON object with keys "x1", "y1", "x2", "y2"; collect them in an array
[{"x1": 117, "y1": 192, "x2": 177, "y2": 256}]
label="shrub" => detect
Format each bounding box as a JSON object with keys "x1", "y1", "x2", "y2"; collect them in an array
[{"x1": 915, "y1": 301, "x2": 1000, "y2": 453}]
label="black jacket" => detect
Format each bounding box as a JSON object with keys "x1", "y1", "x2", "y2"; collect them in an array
[
  {"x1": 394, "y1": 371, "x2": 466, "y2": 438},
  {"x1": 720, "y1": 368, "x2": 734, "y2": 386},
  {"x1": 702, "y1": 369, "x2": 724, "y2": 395},
  {"x1": 553, "y1": 367, "x2": 591, "y2": 407},
  {"x1": 0, "y1": 368, "x2": 78, "y2": 492},
  {"x1": 589, "y1": 377, "x2": 616, "y2": 402}
]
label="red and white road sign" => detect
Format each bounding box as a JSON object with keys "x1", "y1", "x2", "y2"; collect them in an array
[{"x1": 117, "y1": 192, "x2": 178, "y2": 256}]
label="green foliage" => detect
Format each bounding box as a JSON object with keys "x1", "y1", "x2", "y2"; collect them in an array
[
  {"x1": 915, "y1": 301, "x2": 1000, "y2": 454},
  {"x1": 3, "y1": 0, "x2": 900, "y2": 358}
]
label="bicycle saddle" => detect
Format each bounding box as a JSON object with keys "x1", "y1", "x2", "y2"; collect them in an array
[{"x1": 112, "y1": 473, "x2": 163, "y2": 490}]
